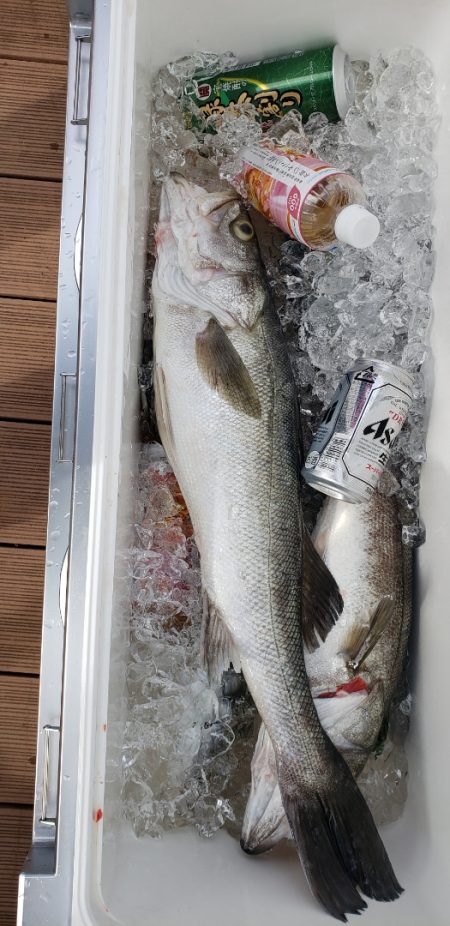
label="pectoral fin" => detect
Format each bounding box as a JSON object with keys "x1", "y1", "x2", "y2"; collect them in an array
[
  {"x1": 302, "y1": 526, "x2": 343, "y2": 652},
  {"x1": 340, "y1": 598, "x2": 395, "y2": 672},
  {"x1": 195, "y1": 317, "x2": 261, "y2": 419},
  {"x1": 201, "y1": 589, "x2": 242, "y2": 686},
  {"x1": 154, "y1": 363, "x2": 177, "y2": 468}
]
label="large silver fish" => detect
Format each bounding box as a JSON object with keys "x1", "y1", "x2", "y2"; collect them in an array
[
  {"x1": 152, "y1": 173, "x2": 402, "y2": 921},
  {"x1": 242, "y1": 491, "x2": 413, "y2": 853}
]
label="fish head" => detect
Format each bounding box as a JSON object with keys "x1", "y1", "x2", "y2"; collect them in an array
[{"x1": 154, "y1": 173, "x2": 266, "y2": 329}]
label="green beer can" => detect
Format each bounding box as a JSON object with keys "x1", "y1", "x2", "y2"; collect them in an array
[{"x1": 184, "y1": 45, "x2": 355, "y2": 129}]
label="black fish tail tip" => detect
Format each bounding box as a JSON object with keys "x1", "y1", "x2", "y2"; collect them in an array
[
  {"x1": 240, "y1": 835, "x2": 274, "y2": 856},
  {"x1": 240, "y1": 838, "x2": 258, "y2": 855},
  {"x1": 375, "y1": 883, "x2": 404, "y2": 902},
  {"x1": 281, "y1": 768, "x2": 401, "y2": 920}
]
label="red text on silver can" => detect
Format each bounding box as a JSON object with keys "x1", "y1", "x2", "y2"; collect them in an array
[{"x1": 302, "y1": 359, "x2": 414, "y2": 503}]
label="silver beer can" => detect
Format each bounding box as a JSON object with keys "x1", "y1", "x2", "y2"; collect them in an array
[{"x1": 302, "y1": 358, "x2": 414, "y2": 503}]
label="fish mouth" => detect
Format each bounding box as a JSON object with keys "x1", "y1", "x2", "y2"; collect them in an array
[
  {"x1": 165, "y1": 172, "x2": 239, "y2": 218},
  {"x1": 158, "y1": 185, "x2": 171, "y2": 225}
]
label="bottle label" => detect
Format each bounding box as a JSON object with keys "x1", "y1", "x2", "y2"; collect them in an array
[{"x1": 236, "y1": 142, "x2": 341, "y2": 246}]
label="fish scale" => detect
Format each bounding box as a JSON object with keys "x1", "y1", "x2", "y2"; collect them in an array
[{"x1": 156, "y1": 297, "x2": 322, "y2": 767}]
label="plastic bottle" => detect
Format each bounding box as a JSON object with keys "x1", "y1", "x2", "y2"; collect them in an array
[{"x1": 234, "y1": 141, "x2": 380, "y2": 250}]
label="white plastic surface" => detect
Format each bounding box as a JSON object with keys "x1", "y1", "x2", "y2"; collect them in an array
[
  {"x1": 332, "y1": 44, "x2": 355, "y2": 118},
  {"x1": 74, "y1": 216, "x2": 82, "y2": 290},
  {"x1": 69, "y1": 1, "x2": 450, "y2": 924},
  {"x1": 59, "y1": 549, "x2": 68, "y2": 623},
  {"x1": 334, "y1": 203, "x2": 380, "y2": 248}
]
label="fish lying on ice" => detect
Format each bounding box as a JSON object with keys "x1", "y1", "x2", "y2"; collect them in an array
[
  {"x1": 242, "y1": 491, "x2": 413, "y2": 853},
  {"x1": 152, "y1": 172, "x2": 402, "y2": 921}
]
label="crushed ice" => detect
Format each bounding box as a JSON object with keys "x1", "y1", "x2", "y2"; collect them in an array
[
  {"x1": 122, "y1": 443, "x2": 257, "y2": 838},
  {"x1": 270, "y1": 50, "x2": 438, "y2": 546},
  {"x1": 123, "y1": 46, "x2": 437, "y2": 836}
]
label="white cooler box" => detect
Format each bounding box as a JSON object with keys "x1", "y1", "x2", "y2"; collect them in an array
[{"x1": 17, "y1": 1, "x2": 450, "y2": 924}]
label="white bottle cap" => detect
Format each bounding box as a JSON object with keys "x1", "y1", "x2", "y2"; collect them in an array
[
  {"x1": 332, "y1": 45, "x2": 356, "y2": 119},
  {"x1": 334, "y1": 204, "x2": 380, "y2": 249}
]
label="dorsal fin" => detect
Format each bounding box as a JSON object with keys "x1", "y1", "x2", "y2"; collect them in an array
[{"x1": 339, "y1": 598, "x2": 395, "y2": 672}]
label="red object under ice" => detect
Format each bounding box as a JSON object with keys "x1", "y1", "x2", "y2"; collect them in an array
[{"x1": 317, "y1": 676, "x2": 368, "y2": 699}]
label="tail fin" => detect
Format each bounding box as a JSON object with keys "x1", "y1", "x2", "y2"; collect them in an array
[{"x1": 281, "y1": 759, "x2": 402, "y2": 922}]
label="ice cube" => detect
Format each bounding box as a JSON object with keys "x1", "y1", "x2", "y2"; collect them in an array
[{"x1": 402, "y1": 520, "x2": 426, "y2": 547}]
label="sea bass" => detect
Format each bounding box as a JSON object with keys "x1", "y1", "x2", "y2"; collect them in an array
[
  {"x1": 152, "y1": 173, "x2": 402, "y2": 921},
  {"x1": 242, "y1": 491, "x2": 413, "y2": 853}
]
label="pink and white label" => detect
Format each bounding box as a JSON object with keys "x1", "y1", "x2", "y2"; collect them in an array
[
  {"x1": 287, "y1": 186, "x2": 301, "y2": 218},
  {"x1": 236, "y1": 141, "x2": 341, "y2": 246}
]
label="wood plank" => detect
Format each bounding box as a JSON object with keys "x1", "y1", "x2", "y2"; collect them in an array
[
  {"x1": 0, "y1": 422, "x2": 51, "y2": 546},
  {"x1": 0, "y1": 676, "x2": 39, "y2": 804},
  {"x1": 0, "y1": 298, "x2": 56, "y2": 421},
  {"x1": 0, "y1": 179, "x2": 61, "y2": 300},
  {"x1": 0, "y1": 548, "x2": 44, "y2": 674},
  {"x1": 0, "y1": 1, "x2": 69, "y2": 63},
  {"x1": 0, "y1": 7, "x2": 67, "y2": 926},
  {"x1": 0, "y1": 58, "x2": 67, "y2": 180},
  {"x1": 0, "y1": 806, "x2": 33, "y2": 926}
]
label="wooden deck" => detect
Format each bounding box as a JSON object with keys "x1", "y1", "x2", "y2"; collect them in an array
[{"x1": 0, "y1": 2, "x2": 68, "y2": 922}]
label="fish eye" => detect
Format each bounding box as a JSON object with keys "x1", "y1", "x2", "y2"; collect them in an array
[{"x1": 229, "y1": 215, "x2": 255, "y2": 242}]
